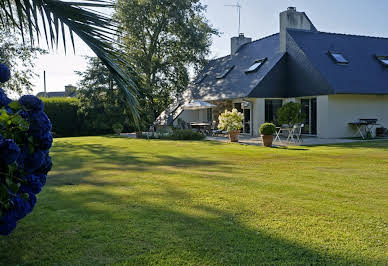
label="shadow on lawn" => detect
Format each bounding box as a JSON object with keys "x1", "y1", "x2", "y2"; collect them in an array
[
  {"x1": 0, "y1": 182, "x2": 377, "y2": 265},
  {"x1": 0, "y1": 139, "x2": 383, "y2": 264}
]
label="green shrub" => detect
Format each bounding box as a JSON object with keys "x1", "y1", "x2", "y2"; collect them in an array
[
  {"x1": 277, "y1": 102, "x2": 304, "y2": 126},
  {"x1": 259, "y1": 123, "x2": 276, "y2": 135},
  {"x1": 41, "y1": 97, "x2": 81, "y2": 137},
  {"x1": 165, "y1": 129, "x2": 205, "y2": 140},
  {"x1": 112, "y1": 123, "x2": 124, "y2": 134}
]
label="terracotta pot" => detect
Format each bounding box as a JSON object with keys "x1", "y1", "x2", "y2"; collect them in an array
[
  {"x1": 228, "y1": 130, "x2": 240, "y2": 142},
  {"x1": 261, "y1": 134, "x2": 274, "y2": 147},
  {"x1": 135, "y1": 131, "x2": 142, "y2": 138}
]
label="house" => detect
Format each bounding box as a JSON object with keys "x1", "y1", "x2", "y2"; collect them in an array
[
  {"x1": 37, "y1": 85, "x2": 77, "y2": 98},
  {"x1": 155, "y1": 7, "x2": 388, "y2": 138}
]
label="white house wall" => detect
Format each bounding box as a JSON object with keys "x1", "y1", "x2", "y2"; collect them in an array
[{"x1": 318, "y1": 94, "x2": 388, "y2": 138}]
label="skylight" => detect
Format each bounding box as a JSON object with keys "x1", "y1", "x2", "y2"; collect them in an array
[
  {"x1": 216, "y1": 66, "x2": 234, "y2": 79},
  {"x1": 329, "y1": 51, "x2": 348, "y2": 64},
  {"x1": 376, "y1": 55, "x2": 388, "y2": 66},
  {"x1": 245, "y1": 58, "x2": 267, "y2": 73}
]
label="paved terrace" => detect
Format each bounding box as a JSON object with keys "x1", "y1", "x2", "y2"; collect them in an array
[{"x1": 122, "y1": 133, "x2": 388, "y2": 146}]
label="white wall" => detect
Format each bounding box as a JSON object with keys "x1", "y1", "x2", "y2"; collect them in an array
[
  {"x1": 174, "y1": 110, "x2": 199, "y2": 125},
  {"x1": 251, "y1": 98, "x2": 265, "y2": 136},
  {"x1": 319, "y1": 94, "x2": 388, "y2": 138}
]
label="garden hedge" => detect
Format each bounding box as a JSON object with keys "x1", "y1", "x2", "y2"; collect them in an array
[{"x1": 40, "y1": 97, "x2": 81, "y2": 137}]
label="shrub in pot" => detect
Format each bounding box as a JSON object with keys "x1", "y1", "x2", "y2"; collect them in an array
[
  {"x1": 218, "y1": 108, "x2": 243, "y2": 142},
  {"x1": 112, "y1": 123, "x2": 124, "y2": 134},
  {"x1": 259, "y1": 123, "x2": 276, "y2": 147},
  {"x1": 277, "y1": 102, "x2": 304, "y2": 127}
]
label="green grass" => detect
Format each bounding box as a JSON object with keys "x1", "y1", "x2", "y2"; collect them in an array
[{"x1": 1, "y1": 136, "x2": 387, "y2": 265}]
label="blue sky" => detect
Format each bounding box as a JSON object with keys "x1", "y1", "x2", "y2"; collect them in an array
[{"x1": 31, "y1": 0, "x2": 388, "y2": 95}]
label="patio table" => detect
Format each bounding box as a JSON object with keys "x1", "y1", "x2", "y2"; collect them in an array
[
  {"x1": 348, "y1": 119, "x2": 379, "y2": 139},
  {"x1": 274, "y1": 126, "x2": 293, "y2": 144},
  {"x1": 190, "y1": 122, "x2": 212, "y2": 135}
]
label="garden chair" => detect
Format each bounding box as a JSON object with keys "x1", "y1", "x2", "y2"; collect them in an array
[{"x1": 287, "y1": 123, "x2": 304, "y2": 143}]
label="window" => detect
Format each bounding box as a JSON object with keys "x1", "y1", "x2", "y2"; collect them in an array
[
  {"x1": 216, "y1": 66, "x2": 234, "y2": 79},
  {"x1": 206, "y1": 108, "x2": 213, "y2": 122},
  {"x1": 265, "y1": 100, "x2": 283, "y2": 124},
  {"x1": 194, "y1": 73, "x2": 208, "y2": 84},
  {"x1": 376, "y1": 55, "x2": 388, "y2": 66},
  {"x1": 245, "y1": 58, "x2": 267, "y2": 73},
  {"x1": 328, "y1": 51, "x2": 348, "y2": 64}
]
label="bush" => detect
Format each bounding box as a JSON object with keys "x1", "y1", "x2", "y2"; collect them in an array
[
  {"x1": 218, "y1": 108, "x2": 243, "y2": 132},
  {"x1": 277, "y1": 102, "x2": 304, "y2": 126},
  {"x1": 0, "y1": 65, "x2": 53, "y2": 235},
  {"x1": 164, "y1": 129, "x2": 205, "y2": 140},
  {"x1": 41, "y1": 97, "x2": 80, "y2": 137},
  {"x1": 112, "y1": 123, "x2": 124, "y2": 134},
  {"x1": 259, "y1": 123, "x2": 276, "y2": 135}
]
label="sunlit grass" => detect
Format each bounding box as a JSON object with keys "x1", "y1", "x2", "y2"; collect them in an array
[{"x1": 1, "y1": 136, "x2": 387, "y2": 265}]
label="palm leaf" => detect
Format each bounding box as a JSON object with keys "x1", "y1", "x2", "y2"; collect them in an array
[{"x1": 0, "y1": 0, "x2": 139, "y2": 120}]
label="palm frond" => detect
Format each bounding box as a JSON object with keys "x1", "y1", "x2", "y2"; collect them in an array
[{"x1": 0, "y1": 0, "x2": 139, "y2": 121}]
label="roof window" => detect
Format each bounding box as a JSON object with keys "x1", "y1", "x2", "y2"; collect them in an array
[
  {"x1": 216, "y1": 66, "x2": 234, "y2": 79},
  {"x1": 376, "y1": 55, "x2": 388, "y2": 66},
  {"x1": 245, "y1": 58, "x2": 267, "y2": 73},
  {"x1": 328, "y1": 51, "x2": 348, "y2": 64}
]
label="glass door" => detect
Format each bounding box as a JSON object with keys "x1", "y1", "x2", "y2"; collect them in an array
[{"x1": 301, "y1": 98, "x2": 317, "y2": 135}]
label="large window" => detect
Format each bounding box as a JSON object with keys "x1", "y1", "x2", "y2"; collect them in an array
[{"x1": 265, "y1": 100, "x2": 283, "y2": 124}]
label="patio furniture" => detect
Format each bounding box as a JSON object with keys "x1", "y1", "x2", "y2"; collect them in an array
[
  {"x1": 348, "y1": 119, "x2": 379, "y2": 139},
  {"x1": 274, "y1": 125, "x2": 292, "y2": 144},
  {"x1": 190, "y1": 122, "x2": 212, "y2": 135},
  {"x1": 287, "y1": 123, "x2": 304, "y2": 143}
]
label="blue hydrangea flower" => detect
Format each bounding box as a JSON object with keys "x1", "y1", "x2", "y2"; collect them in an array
[
  {"x1": 36, "y1": 132, "x2": 53, "y2": 150},
  {"x1": 27, "y1": 111, "x2": 52, "y2": 137},
  {"x1": 0, "y1": 64, "x2": 11, "y2": 83},
  {"x1": 0, "y1": 138, "x2": 20, "y2": 165},
  {"x1": 20, "y1": 174, "x2": 43, "y2": 194},
  {"x1": 23, "y1": 149, "x2": 46, "y2": 173},
  {"x1": 0, "y1": 88, "x2": 11, "y2": 107},
  {"x1": 19, "y1": 95, "x2": 44, "y2": 112},
  {"x1": 0, "y1": 218, "x2": 16, "y2": 235}
]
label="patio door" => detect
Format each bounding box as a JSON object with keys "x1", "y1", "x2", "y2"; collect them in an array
[
  {"x1": 301, "y1": 98, "x2": 317, "y2": 135},
  {"x1": 234, "y1": 102, "x2": 251, "y2": 134}
]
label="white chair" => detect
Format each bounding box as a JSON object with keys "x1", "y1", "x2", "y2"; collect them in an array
[{"x1": 287, "y1": 123, "x2": 304, "y2": 143}]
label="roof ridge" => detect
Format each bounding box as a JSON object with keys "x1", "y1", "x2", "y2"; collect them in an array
[{"x1": 288, "y1": 28, "x2": 388, "y2": 40}]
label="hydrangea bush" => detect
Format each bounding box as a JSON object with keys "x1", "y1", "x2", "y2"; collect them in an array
[
  {"x1": 0, "y1": 64, "x2": 53, "y2": 235},
  {"x1": 218, "y1": 108, "x2": 244, "y2": 132}
]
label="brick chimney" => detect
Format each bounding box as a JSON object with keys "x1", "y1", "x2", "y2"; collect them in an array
[
  {"x1": 231, "y1": 33, "x2": 252, "y2": 55},
  {"x1": 280, "y1": 7, "x2": 317, "y2": 52}
]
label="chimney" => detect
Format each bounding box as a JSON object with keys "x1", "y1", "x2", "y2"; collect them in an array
[
  {"x1": 231, "y1": 33, "x2": 252, "y2": 55},
  {"x1": 280, "y1": 7, "x2": 317, "y2": 52}
]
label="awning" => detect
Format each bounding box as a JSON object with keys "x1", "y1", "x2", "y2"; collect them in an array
[{"x1": 182, "y1": 101, "x2": 216, "y2": 110}]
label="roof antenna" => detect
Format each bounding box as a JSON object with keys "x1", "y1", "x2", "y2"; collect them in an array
[{"x1": 225, "y1": 0, "x2": 242, "y2": 36}]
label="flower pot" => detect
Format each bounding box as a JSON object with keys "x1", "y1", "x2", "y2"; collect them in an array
[
  {"x1": 135, "y1": 131, "x2": 142, "y2": 138},
  {"x1": 261, "y1": 134, "x2": 274, "y2": 147},
  {"x1": 228, "y1": 130, "x2": 240, "y2": 142}
]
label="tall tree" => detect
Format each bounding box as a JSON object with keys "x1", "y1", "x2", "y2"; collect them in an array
[{"x1": 115, "y1": 0, "x2": 218, "y2": 125}]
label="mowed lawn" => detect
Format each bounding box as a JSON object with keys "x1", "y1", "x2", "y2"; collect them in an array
[{"x1": 1, "y1": 137, "x2": 387, "y2": 265}]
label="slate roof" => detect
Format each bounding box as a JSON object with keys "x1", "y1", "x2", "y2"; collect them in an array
[
  {"x1": 287, "y1": 29, "x2": 388, "y2": 94},
  {"x1": 187, "y1": 33, "x2": 285, "y2": 101}
]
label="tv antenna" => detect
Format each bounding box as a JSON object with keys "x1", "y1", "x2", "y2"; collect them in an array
[{"x1": 225, "y1": 0, "x2": 242, "y2": 35}]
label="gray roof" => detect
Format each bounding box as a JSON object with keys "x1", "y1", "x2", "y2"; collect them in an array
[
  {"x1": 36, "y1": 91, "x2": 77, "y2": 98},
  {"x1": 188, "y1": 34, "x2": 285, "y2": 101},
  {"x1": 287, "y1": 29, "x2": 388, "y2": 95}
]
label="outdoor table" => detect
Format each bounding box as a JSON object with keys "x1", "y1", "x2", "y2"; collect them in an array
[
  {"x1": 348, "y1": 119, "x2": 379, "y2": 139},
  {"x1": 190, "y1": 122, "x2": 212, "y2": 134},
  {"x1": 274, "y1": 126, "x2": 293, "y2": 144}
]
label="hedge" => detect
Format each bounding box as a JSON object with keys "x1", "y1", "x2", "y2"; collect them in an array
[{"x1": 40, "y1": 97, "x2": 81, "y2": 137}]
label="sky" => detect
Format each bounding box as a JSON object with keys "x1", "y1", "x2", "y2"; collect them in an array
[{"x1": 31, "y1": 0, "x2": 388, "y2": 95}]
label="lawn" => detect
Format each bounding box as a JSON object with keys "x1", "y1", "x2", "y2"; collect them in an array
[{"x1": 1, "y1": 136, "x2": 387, "y2": 265}]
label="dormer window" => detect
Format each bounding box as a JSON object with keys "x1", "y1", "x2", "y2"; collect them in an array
[
  {"x1": 376, "y1": 55, "x2": 388, "y2": 66},
  {"x1": 328, "y1": 51, "x2": 348, "y2": 64},
  {"x1": 216, "y1": 66, "x2": 234, "y2": 79},
  {"x1": 245, "y1": 58, "x2": 267, "y2": 73},
  {"x1": 194, "y1": 73, "x2": 208, "y2": 84}
]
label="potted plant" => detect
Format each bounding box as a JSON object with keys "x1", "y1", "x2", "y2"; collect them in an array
[
  {"x1": 218, "y1": 108, "x2": 244, "y2": 142},
  {"x1": 259, "y1": 123, "x2": 276, "y2": 147}
]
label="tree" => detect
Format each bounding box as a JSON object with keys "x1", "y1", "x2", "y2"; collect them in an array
[
  {"x1": 0, "y1": 26, "x2": 45, "y2": 95},
  {"x1": 0, "y1": 0, "x2": 139, "y2": 118},
  {"x1": 76, "y1": 57, "x2": 136, "y2": 134},
  {"x1": 115, "y1": 0, "x2": 218, "y2": 126},
  {"x1": 277, "y1": 102, "x2": 304, "y2": 126}
]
